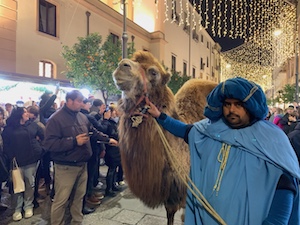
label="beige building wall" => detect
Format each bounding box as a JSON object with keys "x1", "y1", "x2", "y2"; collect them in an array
[
  {"x1": 0, "y1": 0, "x2": 17, "y2": 73},
  {"x1": 5, "y1": 0, "x2": 220, "y2": 84}
]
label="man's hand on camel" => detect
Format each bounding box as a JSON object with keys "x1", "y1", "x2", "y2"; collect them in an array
[{"x1": 147, "y1": 101, "x2": 161, "y2": 118}]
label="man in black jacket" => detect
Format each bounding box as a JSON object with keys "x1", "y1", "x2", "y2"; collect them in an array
[
  {"x1": 80, "y1": 99, "x2": 112, "y2": 214},
  {"x1": 44, "y1": 90, "x2": 117, "y2": 225},
  {"x1": 288, "y1": 122, "x2": 300, "y2": 164}
]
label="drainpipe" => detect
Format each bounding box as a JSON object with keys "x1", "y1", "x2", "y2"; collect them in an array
[{"x1": 86, "y1": 11, "x2": 91, "y2": 36}]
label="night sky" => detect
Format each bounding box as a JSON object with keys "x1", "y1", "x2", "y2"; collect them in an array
[
  {"x1": 212, "y1": 36, "x2": 244, "y2": 52},
  {"x1": 189, "y1": 0, "x2": 245, "y2": 52}
]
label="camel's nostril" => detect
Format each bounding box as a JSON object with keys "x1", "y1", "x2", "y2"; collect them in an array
[{"x1": 122, "y1": 63, "x2": 131, "y2": 68}]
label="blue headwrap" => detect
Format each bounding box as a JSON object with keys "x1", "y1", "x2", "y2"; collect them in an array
[{"x1": 204, "y1": 77, "x2": 268, "y2": 121}]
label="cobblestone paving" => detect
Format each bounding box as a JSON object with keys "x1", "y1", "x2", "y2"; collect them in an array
[{"x1": 0, "y1": 166, "x2": 184, "y2": 225}]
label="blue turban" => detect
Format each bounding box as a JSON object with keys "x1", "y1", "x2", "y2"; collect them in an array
[{"x1": 204, "y1": 77, "x2": 268, "y2": 121}]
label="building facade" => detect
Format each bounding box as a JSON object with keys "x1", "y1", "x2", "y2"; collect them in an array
[{"x1": 0, "y1": 0, "x2": 221, "y2": 103}]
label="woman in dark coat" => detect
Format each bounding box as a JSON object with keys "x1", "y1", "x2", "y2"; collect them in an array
[
  {"x1": 102, "y1": 106, "x2": 121, "y2": 197},
  {"x1": 2, "y1": 107, "x2": 44, "y2": 221}
]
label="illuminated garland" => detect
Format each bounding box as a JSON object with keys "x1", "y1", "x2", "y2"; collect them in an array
[
  {"x1": 129, "y1": 0, "x2": 297, "y2": 90},
  {"x1": 220, "y1": 2, "x2": 296, "y2": 90}
]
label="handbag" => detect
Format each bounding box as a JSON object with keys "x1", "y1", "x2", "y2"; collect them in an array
[{"x1": 11, "y1": 157, "x2": 25, "y2": 193}]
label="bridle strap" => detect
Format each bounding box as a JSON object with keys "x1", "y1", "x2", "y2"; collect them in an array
[{"x1": 129, "y1": 67, "x2": 150, "y2": 116}]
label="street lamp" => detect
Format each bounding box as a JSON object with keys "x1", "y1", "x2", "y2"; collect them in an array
[
  {"x1": 122, "y1": 0, "x2": 128, "y2": 59},
  {"x1": 295, "y1": 17, "x2": 299, "y2": 104}
]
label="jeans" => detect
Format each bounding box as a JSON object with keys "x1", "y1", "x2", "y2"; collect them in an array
[{"x1": 14, "y1": 162, "x2": 38, "y2": 212}]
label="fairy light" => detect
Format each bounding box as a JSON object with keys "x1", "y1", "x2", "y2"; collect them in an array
[
  {"x1": 220, "y1": 3, "x2": 295, "y2": 90},
  {"x1": 171, "y1": 0, "x2": 176, "y2": 23},
  {"x1": 248, "y1": 0, "x2": 253, "y2": 40},
  {"x1": 223, "y1": 0, "x2": 228, "y2": 36},
  {"x1": 192, "y1": 0, "x2": 196, "y2": 30},
  {"x1": 242, "y1": 0, "x2": 247, "y2": 39},
  {"x1": 204, "y1": 0, "x2": 209, "y2": 29},
  {"x1": 217, "y1": 0, "x2": 222, "y2": 37},
  {"x1": 238, "y1": 0, "x2": 243, "y2": 38},
  {"x1": 229, "y1": 0, "x2": 234, "y2": 38},
  {"x1": 155, "y1": 0, "x2": 159, "y2": 19},
  {"x1": 198, "y1": 0, "x2": 203, "y2": 30},
  {"x1": 156, "y1": 0, "x2": 296, "y2": 90},
  {"x1": 186, "y1": 0, "x2": 190, "y2": 26},
  {"x1": 234, "y1": 0, "x2": 239, "y2": 38},
  {"x1": 163, "y1": 0, "x2": 168, "y2": 23},
  {"x1": 179, "y1": 0, "x2": 184, "y2": 26},
  {"x1": 211, "y1": 0, "x2": 216, "y2": 36}
]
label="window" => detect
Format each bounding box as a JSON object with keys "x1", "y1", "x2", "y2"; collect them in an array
[
  {"x1": 192, "y1": 30, "x2": 199, "y2": 42},
  {"x1": 110, "y1": 33, "x2": 119, "y2": 45},
  {"x1": 200, "y1": 57, "x2": 204, "y2": 70},
  {"x1": 207, "y1": 57, "x2": 209, "y2": 67},
  {"x1": 183, "y1": 62, "x2": 187, "y2": 76},
  {"x1": 201, "y1": 35, "x2": 204, "y2": 42},
  {"x1": 171, "y1": 55, "x2": 176, "y2": 72},
  {"x1": 192, "y1": 67, "x2": 196, "y2": 78},
  {"x1": 39, "y1": 60, "x2": 53, "y2": 78},
  {"x1": 207, "y1": 41, "x2": 210, "y2": 49},
  {"x1": 39, "y1": 0, "x2": 57, "y2": 37}
]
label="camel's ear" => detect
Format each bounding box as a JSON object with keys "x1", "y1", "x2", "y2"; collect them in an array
[{"x1": 161, "y1": 72, "x2": 171, "y2": 85}]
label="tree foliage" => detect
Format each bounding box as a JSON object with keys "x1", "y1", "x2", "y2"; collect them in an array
[
  {"x1": 168, "y1": 70, "x2": 191, "y2": 94},
  {"x1": 274, "y1": 84, "x2": 296, "y2": 104},
  {"x1": 61, "y1": 33, "x2": 135, "y2": 103}
]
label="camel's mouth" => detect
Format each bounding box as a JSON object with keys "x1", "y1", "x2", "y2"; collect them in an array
[{"x1": 113, "y1": 78, "x2": 126, "y2": 90}]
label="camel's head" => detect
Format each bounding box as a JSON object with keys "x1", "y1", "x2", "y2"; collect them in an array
[{"x1": 113, "y1": 51, "x2": 171, "y2": 99}]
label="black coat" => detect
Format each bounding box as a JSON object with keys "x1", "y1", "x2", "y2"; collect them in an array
[
  {"x1": 102, "y1": 119, "x2": 121, "y2": 167},
  {"x1": 39, "y1": 94, "x2": 57, "y2": 125},
  {"x1": 2, "y1": 121, "x2": 44, "y2": 167},
  {"x1": 288, "y1": 122, "x2": 300, "y2": 164}
]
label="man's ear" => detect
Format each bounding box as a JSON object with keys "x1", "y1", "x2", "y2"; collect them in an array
[{"x1": 161, "y1": 72, "x2": 171, "y2": 86}]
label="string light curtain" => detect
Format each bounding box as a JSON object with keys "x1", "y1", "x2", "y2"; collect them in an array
[
  {"x1": 153, "y1": 0, "x2": 296, "y2": 90},
  {"x1": 131, "y1": 0, "x2": 296, "y2": 89},
  {"x1": 220, "y1": 1, "x2": 296, "y2": 90}
]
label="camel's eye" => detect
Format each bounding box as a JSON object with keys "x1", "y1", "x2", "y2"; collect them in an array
[{"x1": 149, "y1": 68, "x2": 158, "y2": 76}]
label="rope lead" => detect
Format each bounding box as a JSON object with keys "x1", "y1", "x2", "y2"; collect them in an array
[{"x1": 153, "y1": 118, "x2": 227, "y2": 225}]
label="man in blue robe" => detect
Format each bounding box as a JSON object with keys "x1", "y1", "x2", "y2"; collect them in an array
[{"x1": 148, "y1": 77, "x2": 300, "y2": 225}]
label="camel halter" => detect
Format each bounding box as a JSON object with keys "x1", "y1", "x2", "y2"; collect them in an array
[
  {"x1": 129, "y1": 67, "x2": 150, "y2": 127},
  {"x1": 153, "y1": 118, "x2": 227, "y2": 225}
]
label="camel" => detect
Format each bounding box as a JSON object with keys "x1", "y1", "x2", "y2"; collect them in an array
[{"x1": 113, "y1": 50, "x2": 217, "y2": 225}]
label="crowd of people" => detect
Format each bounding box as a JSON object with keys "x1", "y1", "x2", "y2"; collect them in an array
[
  {"x1": 0, "y1": 88, "x2": 125, "y2": 224},
  {"x1": 268, "y1": 104, "x2": 300, "y2": 163},
  {"x1": 0, "y1": 77, "x2": 299, "y2": 225}
]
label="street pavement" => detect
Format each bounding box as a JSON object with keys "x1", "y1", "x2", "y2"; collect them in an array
[{"x1": 0, "y1": 165, "x2": 184, "y2": 225}]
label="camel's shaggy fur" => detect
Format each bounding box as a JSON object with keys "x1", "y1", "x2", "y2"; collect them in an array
[
  {"x1": 113, "y1": 51, "x2": 216, "y2": 224},
  {"x1": 175, "y1": 79, "x2": 218, "y2": 124}
]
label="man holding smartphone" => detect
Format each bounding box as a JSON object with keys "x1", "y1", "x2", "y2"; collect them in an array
[{"x1": 44, "y1": 90, "x2": 117, "y2": 225}]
